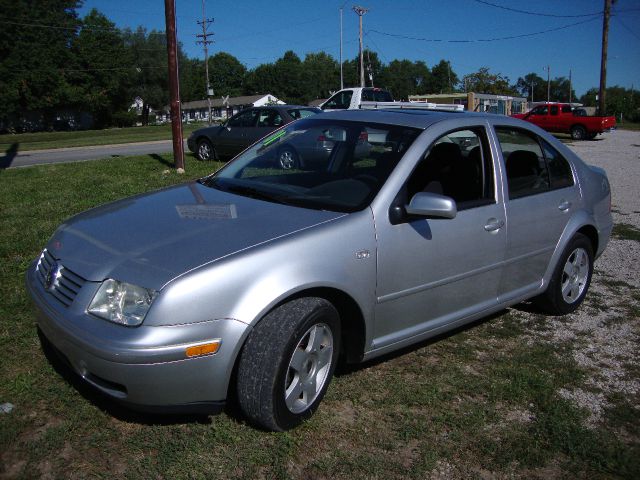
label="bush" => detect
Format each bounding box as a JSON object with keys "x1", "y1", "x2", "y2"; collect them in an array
[{"x1": 112, "y1": 111, "x2": 137, "y2": 128}]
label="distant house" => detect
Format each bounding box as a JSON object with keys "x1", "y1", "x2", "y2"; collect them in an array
[
  {"x1": 409, "y1": 92, "x2": 527, "y2": 115},
  {"x1": 159, "y1": 94, "x2": 284, "y2": 123}
]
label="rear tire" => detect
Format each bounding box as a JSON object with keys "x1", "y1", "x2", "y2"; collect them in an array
[
  {"x1": 237, "y1": 298, "x2": 340, "y2": 431},
  {"x1": 196, "y1": 138, "x2": 215, "y2": 161},
  {"x1": 534, "y1": 233, "x2": 593, "y2": 315},
  {"x1": 570, "y1": 125, "x2": 586, "y2": 140}
]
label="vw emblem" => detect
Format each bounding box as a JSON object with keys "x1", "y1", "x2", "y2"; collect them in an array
[{"x1": 44, "y1": 262, "x2": 61, "y2": 291}]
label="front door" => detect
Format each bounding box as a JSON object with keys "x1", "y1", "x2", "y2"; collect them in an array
[
  {"x1": 216, "y1": 109, "x2": 260, "y2": 157},
  {"x1": 373, "y1": 126, "x2": 506, "y2": 350}
]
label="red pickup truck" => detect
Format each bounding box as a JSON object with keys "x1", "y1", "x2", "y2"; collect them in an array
[{"x1": 512, "y1": 103, "x2": 616, "y2": 140}]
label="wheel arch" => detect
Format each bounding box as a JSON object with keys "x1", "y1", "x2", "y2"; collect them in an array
[
  {"x1": 570, "y1": 123, "x2": 587, "y2": 134},
  {"x1": 542, "y1": 214, "x2": 599, "y2": 289},
  {"x1": 225, "y1": 286, "x2": 367, "y2": 402}
]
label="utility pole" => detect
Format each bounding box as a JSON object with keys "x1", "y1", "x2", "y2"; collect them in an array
[
  {"x1": 339, "y1": 3, "x2": 345, "y2": 89},
  {"x1": 544, "y1": 65, "x2": 550, "y2": 103},
  {"x1": 569, "y1": 69, "x2": 572, "y2": 104},
  {"x1": 196, "y1": 0, "x2": 214, "y2": 125},
  {"x1": 366, "y1": 50, "x2": 374, "y2": 87},
  {"x1": 164, "y1": 0, "x2": 184, "y2": 171},
  {"x1": 353, "y1": 6, "x2": 368, "y2": 88},
  {"x1": 530, "y1": 80, "x2": 535, "y2": 103},
  {"x1": 598, "y1": 0, "x2": 613, "y2": 115}
]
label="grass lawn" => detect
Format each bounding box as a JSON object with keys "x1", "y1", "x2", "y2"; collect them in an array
[
  {"x1": 0, "y1": 155, "x2": 638, "y2": 479},
  {"x1": 0, "y1": 122, "x2": 208, "y2": 152}
]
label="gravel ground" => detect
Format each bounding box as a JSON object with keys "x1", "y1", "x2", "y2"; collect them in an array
[{"x1": 527, "y1": 130, "x2": 640, "y2": 426}]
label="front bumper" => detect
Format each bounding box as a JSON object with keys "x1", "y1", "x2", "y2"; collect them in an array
[
  {"x1": 26, "y1": 264, "x2": 248, "y2": 413},
  {"x1": 187, "y1": 135, "x2": 196, "y2": 152}
]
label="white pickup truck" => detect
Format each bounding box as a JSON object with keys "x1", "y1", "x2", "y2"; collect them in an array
[
  {"x1": 320, "y1": 87, "x2": 393, "y2": 111},
  {"x1": 320, "y1": 87, "x2": 463, "y2": 112}
]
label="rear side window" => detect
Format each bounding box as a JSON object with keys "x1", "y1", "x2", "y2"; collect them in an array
[
  {"x1": 361, "y1": 89, "x2": 393, "y2": 102},
  {"x1": 541, "y1": 139, "x2": 574, "y2": 189},
  {"x1": 562, "y1": 105, "x2": 572, "y2": 113},
  {"x1": 257, "y1": 109, "x2": 283, "y2": 127},
  {"x1": 550, "y1": 105, "x2": 559, "y2": 115},
  {"x1": 495, "y1": 127, "x2": 549, "y2": 199},
  {"x1": 495, "y1": 127, "x2": 574, "y2": 199}
]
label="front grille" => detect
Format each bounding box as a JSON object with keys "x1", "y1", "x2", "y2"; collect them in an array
[{"x1": 35, "y1": 249, "x2": 86, "y2": 307}]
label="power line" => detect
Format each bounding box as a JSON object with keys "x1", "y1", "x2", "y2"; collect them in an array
[
  {"x1": 368, "y1": 17, "x2": 601, "y2": 43},
  {"x1": 471, "y1": 0, "x2": 603, "y2": 18},
  {"x1": 615, "y1": 18, "x2": 640, "y2": 41}
]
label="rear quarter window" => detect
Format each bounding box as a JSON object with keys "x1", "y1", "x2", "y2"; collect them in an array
[{"x1": 541, "y1": 139, "x2": 574, "y2": 189}]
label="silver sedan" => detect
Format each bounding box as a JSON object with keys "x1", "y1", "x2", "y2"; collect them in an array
[{"x1": 27, "y1": 109, "x2": 612, "y2": 431}]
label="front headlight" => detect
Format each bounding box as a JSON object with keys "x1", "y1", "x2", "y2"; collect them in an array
[{"x1": 88, "y1": 279, "x2": 157, "y2": 327}]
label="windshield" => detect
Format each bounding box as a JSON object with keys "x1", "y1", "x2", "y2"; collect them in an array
[{"x1": 201, "y1": 118, "x2": 421, "y2": 213}]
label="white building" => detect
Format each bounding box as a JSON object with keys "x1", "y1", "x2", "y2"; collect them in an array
[{"x1": 160, "y1": 94, "x2": 284, "y2": 123}]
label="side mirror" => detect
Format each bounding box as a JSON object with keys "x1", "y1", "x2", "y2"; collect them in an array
[{"x1": 405, "y1": 192, "x2": 457, "y2": 219}]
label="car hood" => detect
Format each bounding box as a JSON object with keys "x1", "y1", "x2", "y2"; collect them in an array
[{"x1": 45, "y1": 182, "x2": 345, "y2": 290}]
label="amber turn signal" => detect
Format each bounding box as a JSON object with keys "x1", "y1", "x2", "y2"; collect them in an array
[{"x1": 185, "y1": 341, "x2": 221, "y2": 358}]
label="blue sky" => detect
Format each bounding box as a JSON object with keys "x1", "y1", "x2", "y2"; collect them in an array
[{"x1": 78, "y1": 0, "x2": 640, "y2": 97}]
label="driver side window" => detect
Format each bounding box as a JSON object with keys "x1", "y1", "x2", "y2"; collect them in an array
[
  {"x1": 323, "y1": 91, "x2": 353, "y2": 110},
  {"x1": 406, "y1": 128, "x2": 495, "y2": 210},
  {"x1": 228, "y1": 109, "x2": 258, "y2": 127}
]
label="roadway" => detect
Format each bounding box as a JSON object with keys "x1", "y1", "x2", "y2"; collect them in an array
[{"x1": 2, "y1": 140, "x2": 187, "y2": 168}]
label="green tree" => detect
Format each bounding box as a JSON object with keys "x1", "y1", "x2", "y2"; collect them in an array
[
  {"x1": 342, "y1": 50, "x2": 383, "y2": 89},
  {"x1": 179, "y1": 57, "x2": 205, "y2": 103},
  {"x1": 581, "y1": 86, "x2": 640, "y2": 121},
  {"x1": 123, "y1": 27, "x2": 170, "y2": 125},
  {"x1": 208, "y1": 52, "x2": 247, "y2": 98},
  {"x1": 378, "y1": 60, "x2": 432, "y2": 100},
  {"x1": 245, "y1": 63, "x2": 278, "y2": 97},
  {"x1": 273, "y1": 50, "x2": 303, "y2": 102},
  {"x1": 0, "y1": 0, "x2": 81, "y2": 129},
  {"x1": 300, "y1": 52, "x2": 339, "y2": 103},
  {"x1": 69, "y1": 9, "x2": 133, "y2": 128},
  {"x1": 462, "y1": 67, "x2": 515, "y2": 95},
  {"x1": 514, "y1": 73, "x2": 547, "y2": 102},
  {"x1": 429, "y1": 60, "x2": 458, "y2": 94}
]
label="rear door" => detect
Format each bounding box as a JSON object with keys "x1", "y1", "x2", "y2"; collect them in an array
[{"x1": 493, "y1": 125, "x2": 579, "y2": 302}]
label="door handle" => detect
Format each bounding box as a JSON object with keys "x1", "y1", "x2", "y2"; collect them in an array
[
  {"x1": 484, "y1": 218, "x2": 504, "y2": 232},
  {"x1": 558, "y1": 200, "x2": 572, "y2": 211}
]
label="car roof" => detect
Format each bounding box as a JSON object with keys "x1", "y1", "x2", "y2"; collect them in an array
[{"x1": 315, "y1": 108, "x2": 510, "y2": 129}]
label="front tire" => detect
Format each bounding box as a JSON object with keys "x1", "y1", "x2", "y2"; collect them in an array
[
  {"x1": 535, "y1": 233, "x2": 594, "y2": 315},
  {"x1": 278, "y1": 147, "x2": 298, "y2": 170},
  {"x1": 237, "y1": 298, "x2": 340, "y2": 431}
]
